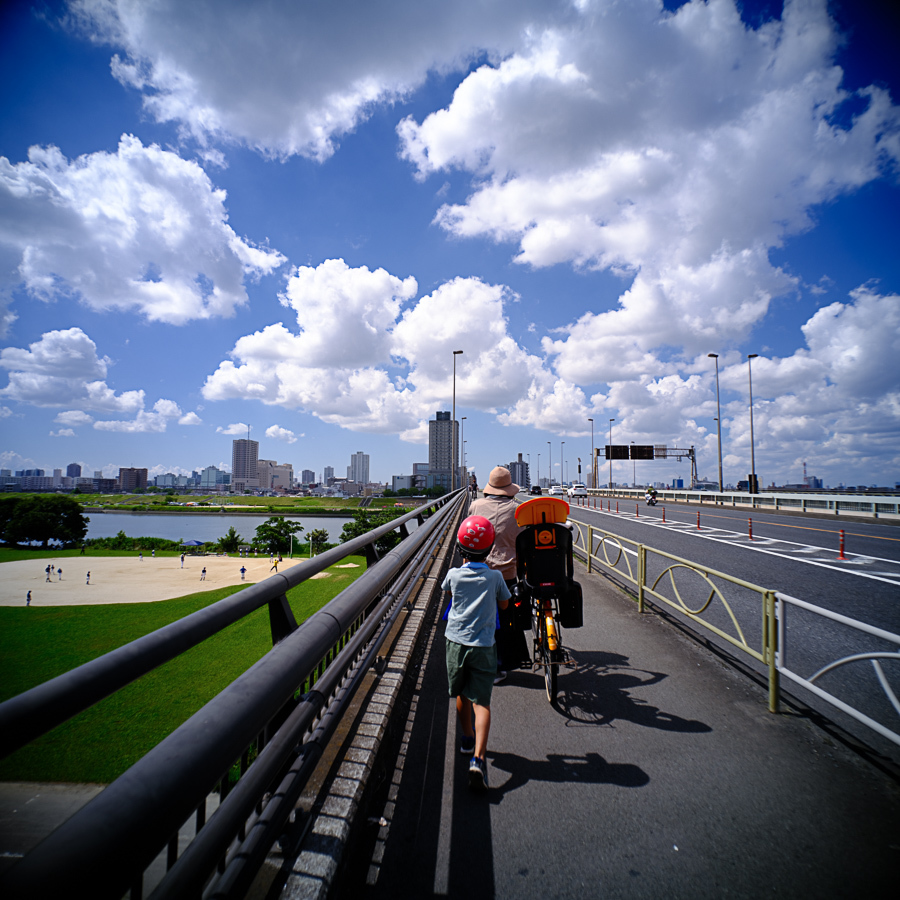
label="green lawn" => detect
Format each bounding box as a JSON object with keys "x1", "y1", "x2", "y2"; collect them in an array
[{"x1": 0, "y1": 556, "x2": 366, "y2": 784}]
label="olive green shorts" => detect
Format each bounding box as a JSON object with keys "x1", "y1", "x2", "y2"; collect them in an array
[{"x1": 446, "y1": 640, "x2": 497, "y2": 708}]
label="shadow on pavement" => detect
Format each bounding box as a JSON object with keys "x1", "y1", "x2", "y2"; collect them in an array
[
  {"x1": 487, "y1": 749, "x2": 648, "y2": 799},
  {"x1": 505, "y1": 649, "x2": 713, "y2": 734}
]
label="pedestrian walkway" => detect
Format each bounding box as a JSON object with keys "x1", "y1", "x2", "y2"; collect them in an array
[{"x1": 346, "y1": 564, "x2": 899, "y2": 899}]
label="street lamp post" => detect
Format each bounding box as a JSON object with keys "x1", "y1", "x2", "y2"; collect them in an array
[
  {"x1": 537, "y1": 453, "x2": 541, "y2": 488},
  {"x1": 588, "y1": 418, "x2": 594, "y2": 489},
  {"x1": 608, "y1": 418, "x2": 615, "y2": 489},
  {"x1": 547, "y1": 442, "x2": 552, "y2": 488},
  {"x1": 748, "y1": 354, "x2": 758, "y2": 494},
  {"x1": 708, "y1": 353, "x2": 723, "y2": 491},
  {"x1": 560, "y1": 441, "x2": 565, "y2": 487},
  {"x1": 527, "y1": 453, "x2": 531, "y2": 489},
  {"x1": 452, "y1": 350, "x2": 463, "y2": 491}
]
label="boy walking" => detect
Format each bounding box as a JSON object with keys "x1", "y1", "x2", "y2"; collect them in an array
[{"x1": 442, "y1": 515, "x2": 510, "y2": 791}]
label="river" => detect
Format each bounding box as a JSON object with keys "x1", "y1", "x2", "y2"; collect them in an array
[{"x1": 85, "y1": 512, "x2": 350, "y2": 544}]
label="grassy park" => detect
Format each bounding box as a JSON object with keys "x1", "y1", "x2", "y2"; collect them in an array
[{"x1": 0, "y1": 553, "x2": 366, "y2": 784}]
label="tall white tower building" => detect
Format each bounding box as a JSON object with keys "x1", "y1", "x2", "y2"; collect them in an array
[
  {"x1": 349, "y1": 451, "x2": 370, "y2": 485},
  {"x1": 232, "y1": 438, "x2": 259, "y2": 493}
]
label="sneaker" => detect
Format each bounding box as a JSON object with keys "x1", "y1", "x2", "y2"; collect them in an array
[
  {"x1": 493, "y1": 670, "x2": 507, "y2": 685},
  {"x1": 459, "y1": 734, "x2": 476, "y2": 755},
  {"x1": 468, "y1": 756, "x2": 488, "y2": 791}
]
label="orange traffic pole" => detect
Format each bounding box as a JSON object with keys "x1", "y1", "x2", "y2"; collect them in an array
[
  {"x1": 635, "y1": 502, "x2": 639, "y2": 518},
  {"x1": 697, "y1": 511, "x2": 701, "y2": 530},
  {"x1": 748, "y1": 518, "x2": 753, "y2": 541},
  {"x1": 837, "y1": 530, "x2": 846, "y2": 560},
  {"x1": 662, "y1": 506, "x2": 666, "y2": 523}
]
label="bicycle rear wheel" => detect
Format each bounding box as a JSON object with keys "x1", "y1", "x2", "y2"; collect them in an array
[{"x1": 544, "y1": 651, "x2": 557, "y2": 703}]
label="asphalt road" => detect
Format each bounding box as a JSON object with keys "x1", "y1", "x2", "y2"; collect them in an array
[
  {"x1": 345, "y1": 559, "x2": 900, "y2": 900},
  {"x1": 566, "y1": 501, "x2": 900, "y2": 760}
]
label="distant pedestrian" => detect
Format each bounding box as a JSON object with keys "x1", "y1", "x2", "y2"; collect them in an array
[
  {"x1": 200, "y1": 567, "x2": 207, "y2": 581},
  {"x1": 270, "y1": 558, "x2": 278, "y2": 573},
  {"x1": 240, "y1": 565, "x2": 247, "y2": 581},
  {"x1": 57, "y1": 568, "x2": 62, "y2": 581},
  {"x1": 26, "y1": 590, "x2": 31, "y2": 606},
  {"x1": 152, "y1": 549, "x2": 156, "y2": 558},
  {"x1": 180, "y1": 553, "x2": 185, "y2": 568},
  {"x1": 86, "y1": 571, "x2": 91, "y2": 585},
  {"x1": 45, "y1": 565, "x2": 51, "y2": 582},
  {"x1": 139, "y1": 552, "x2": 143, "y2": 562},
  {"x1": 80, "y1": 544, "x2": 86, "y2": 555}
]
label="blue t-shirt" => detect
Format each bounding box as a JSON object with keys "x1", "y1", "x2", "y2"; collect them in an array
[{"x1": 441, "y1": 563, "x2": 511, "y2": 647}]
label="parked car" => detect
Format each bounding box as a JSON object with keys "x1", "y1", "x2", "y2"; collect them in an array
[
  {"x1": 567, "y1": 483, "x2": 587, "y2": 498},
  {"x1": 529, "y1": 485, "x2": 542, "y2": 495}
]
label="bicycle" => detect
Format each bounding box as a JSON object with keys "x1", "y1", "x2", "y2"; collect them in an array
[{"x1": 514, "y1": 497, "x2": 582, "y2": 703}]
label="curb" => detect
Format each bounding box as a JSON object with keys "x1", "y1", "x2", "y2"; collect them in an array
[{"x1": 278, "y1": 550, "x2": 451, "y2": 899}]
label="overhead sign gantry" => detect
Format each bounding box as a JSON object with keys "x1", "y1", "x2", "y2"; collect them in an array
[{"x1": 598, "y1": 444, "x2": 698, "y2": 489}]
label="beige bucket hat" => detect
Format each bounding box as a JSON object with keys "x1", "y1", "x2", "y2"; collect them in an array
[{"x1": 483, "y1": 466, "x2": 520, "y2": 497}]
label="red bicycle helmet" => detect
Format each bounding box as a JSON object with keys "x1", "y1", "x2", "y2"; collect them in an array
[{"x1": 457, "y1": 515, "x2": 495, "y2": 557}]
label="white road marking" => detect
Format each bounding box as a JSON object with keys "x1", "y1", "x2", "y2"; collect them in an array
[{"x1": 570, "y1": 511, "x2": 900, "y2": 587}]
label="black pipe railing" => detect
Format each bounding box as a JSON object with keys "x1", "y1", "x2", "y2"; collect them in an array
[
  {"x1": 0, "y1": 496, "x2": 452, "y2": 758},
  {"x1": 0, "y1": 490, "x2": 467, "y2": 899}
]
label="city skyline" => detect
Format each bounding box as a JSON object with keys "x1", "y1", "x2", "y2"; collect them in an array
[{"x1": 1, "y1": 1, "x2": 898, "y2": 488}]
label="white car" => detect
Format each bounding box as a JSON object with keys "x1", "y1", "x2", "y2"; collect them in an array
[
  {"x1": 548, "y1": 485, "x2": 565, "y2": 496},
  {"x1": 567, "y1": 483, "x2": 587, "y2": 498}
]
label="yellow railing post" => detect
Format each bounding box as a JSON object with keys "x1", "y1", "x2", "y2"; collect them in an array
[
  {"x1": 766, "y1": 591, "x2": 779, "y2": 713},
  {"x1": 587, "y1": 526, "x2": 593, "y2": 574},
  {"x1": 638, "y1": 544, "x2": 645, "y2": 613}
]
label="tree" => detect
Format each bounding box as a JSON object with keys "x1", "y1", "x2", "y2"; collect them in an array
[
  {"x1": 308, "y1": 528, "x2": 330, "y2": 555},
  {"x1": 254, "y1": 517, "x2": 304, "y2": 554},
  {"x1": 0, "y1": 495, "x2": 89, "y2": 548},
  {"x1": 218, "y1": 525, "x2": 243, "y2": 553},
  {"x1": 339, "y1": 509, "x2": 404, "y2": 555}
]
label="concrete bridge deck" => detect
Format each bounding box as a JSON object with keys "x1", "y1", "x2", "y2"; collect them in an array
[{"x1": 333, "y1": 562, "x2": 899, "y2": 899}]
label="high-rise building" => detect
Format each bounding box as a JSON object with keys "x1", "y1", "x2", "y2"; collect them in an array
[
  {"x1": 257, "y1": 458, "x2": 276, "y2": 490},
  {"x1": 323, "y1": 466, "x2": 334, "y2": 485},
  {"x1": 66, "y1": 463, "x2": 81, "y2": 478},
  {"x1": 508, "y1": 453, "x2": 530, "y2": 490},
  {"x1": 301, "y1": 469, "x2": 315, "y2": 485},
  {"x1": 349, "y1": 451, "x2": 369, "y2": 485},
  {"x1": 199, "y1": 465, "x2": 230, "y2": 489},
  {"x1": 118, "y1": 467, "x2": 148, "y2": 491},
  {"x1": 271, "y1": 463, "x2": 293, "y2": 491},
  {"x1": 427, "y1": 411, "x2": 457, "y2": 489},
  {"x1": 232, "y1": 439, "x2": 259, "y2": 493}
]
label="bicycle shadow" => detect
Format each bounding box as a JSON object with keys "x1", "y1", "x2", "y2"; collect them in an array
[
  {"x1": 486, "y1": 749, "x2": 648, "y2": 800},
  {"x1": 513, "y1": 649, "x2": 712, "y2": 733}
]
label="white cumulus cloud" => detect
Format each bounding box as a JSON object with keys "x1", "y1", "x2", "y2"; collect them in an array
[
  {"x1": 0, "y1": 135, "x2": 285, "y2": 331},
  {"x1": 0, "y1": 327, "x2": 144, "y2": 411},
  {"x1": 266, "y1": 425, "x2": 298, "y2": 444},
  {"x1": 68, "y1": 0, "x2": 557, "y2": 161}
]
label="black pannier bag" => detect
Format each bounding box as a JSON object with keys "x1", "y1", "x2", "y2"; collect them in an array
[{"x1": 558, "y1": 578, "x2": 583, "y2": 629}]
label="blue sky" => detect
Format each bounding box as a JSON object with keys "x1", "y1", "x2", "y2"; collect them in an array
[{"x1": 1, "y1": 0, "x2": 898, "y2": 489}]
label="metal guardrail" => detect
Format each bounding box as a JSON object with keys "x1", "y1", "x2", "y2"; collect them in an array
[
  {"x1": 0, "y1": 490, "x2": 468, "y2": 900},
  {"x1": 776, "y1": 594, "x2": 900, "y2": 749},
  {"x1": 568, "y1": 517, "x2": 900, "y2": 748},
  {"x1": 584, "y1": 488, "x2": 900, "y2": 518}
]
